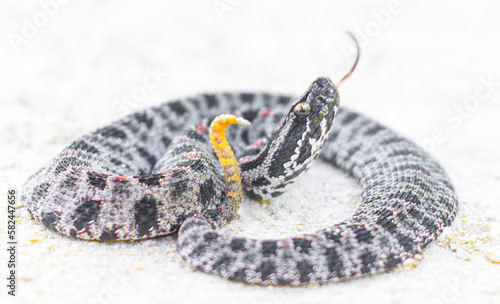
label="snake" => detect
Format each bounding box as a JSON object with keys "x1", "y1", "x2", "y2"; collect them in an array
[{"x1": 21, "y1": 40, "x2": 458, "y2": 286}]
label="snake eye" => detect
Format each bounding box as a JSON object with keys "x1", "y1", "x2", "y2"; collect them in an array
[{"x1": 293, "y1": 102, "x2": 311, "y2": 117}]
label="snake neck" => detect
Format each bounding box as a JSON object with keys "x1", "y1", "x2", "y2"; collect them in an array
[{"x1": 209, "y1": 114, "x2": 250, "y2": 221}]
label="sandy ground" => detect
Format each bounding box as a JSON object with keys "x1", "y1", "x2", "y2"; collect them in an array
[{"x1": 1, "y1": 1, "x2": 499, "y2": 303}]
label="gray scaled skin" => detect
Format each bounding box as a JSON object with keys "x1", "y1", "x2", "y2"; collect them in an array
[{"x1": 21, "y1": 77, "x2": 458, "y2": 286}]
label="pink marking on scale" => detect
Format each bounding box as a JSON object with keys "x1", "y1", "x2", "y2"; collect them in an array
[
  {"x1": 259, "y1": 109, "x2": 274, "y2": 116},
  {"x1": 239, "y1": 156, "x2": 250, "y2": 163},
  {"x1": 196, "y1": 123, "x2": 205, "y2": 133},
  {"x1": 117, "y1": 118, "x2": 131, "y2": 124},
  {"x1": 280, "y1": 240, "x2": 290, "y2": 247},
  {"x1": 82, "y1": 134, "x2": 97, "y2": 140},
  {"x1": 250, "y1": 139, "x2": 263, "y2": 148},
  {"x1": 186, "y1": 152, "x2": 197, "y2": 159}
]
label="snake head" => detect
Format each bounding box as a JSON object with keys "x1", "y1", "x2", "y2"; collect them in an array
[
  {"x1": 278, "y1": 76, "x2": 340, "y2": 171},
  {"x1": 240, "y1": 77, "x2": 340, "y2": 200},
  {"x1": 291, "y1": 76, "x2": 339, "y2": 123}
]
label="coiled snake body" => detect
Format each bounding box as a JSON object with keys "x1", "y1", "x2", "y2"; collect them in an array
[{"x1": 22, "y1": 70, "x2": 458, "y2": 286}]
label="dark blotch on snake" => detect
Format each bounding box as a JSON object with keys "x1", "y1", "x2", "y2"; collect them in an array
[
  {"x1": 134, "y1": 197, "x2": 158, "y2": 237},
  {"x1": 352, "y1": 225, "x2": 374, "y2": 243},
  {"x1": 99, "y1": 230, "x2": 118, "y2": 241},
  {"x1": 87, "y1": 171, "x2": 108, "y2": 190},
  {"x1": 168, "y1": 100, "x2": 188, "y2": 116},
  {"x1": 99, "y1": 125, "x2": 128, "y2": 140},
  {"x1": 133, "y1": 112, "x2": 154, "y2": 129},
  {"x1": 41, "y1": 212, "x2": 60, "y2": 230},
  {"x1": 198, "y1": 179, "x2": 216, "y2": 207},
  {"x1": 240, "y1": 93, "x2": 255, "y2": 103},
  {"x1": 297, "y1": 261, "x2": 313, "y2": 283},
  {"x1": 258, "y1": 261, "x2": 276, "y2": 281},
  {"x1": 242, "y1": 109, "x2": 259, "y2": 122},
  {"x1": 202, "y1": 94, "x2": 219, "y2": 108},
  {"x1": 325, "y1": 248, "x2": 344, "y2": 277},
  {"x1": 213, "y1": 255, "x2": 233, "y2": 271},
  {"x1": 261, "y1": 241, "x2": 278, "y2": 256},
  {"x1": 136, "y1": 147, "x2": 157, "y2": 168},
  {"x1": 293, "y1": 238, "x2": 312, "y2": 253},
  {"x1": 73, "y1": 200, "x2": 101, "y2": 231},
  {"x1": 230, "y1": 238, "x2": 246, "y2": 252}
]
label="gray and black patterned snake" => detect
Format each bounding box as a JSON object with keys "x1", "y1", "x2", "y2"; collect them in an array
[{"x1": 21, "y1": 41, "x2": 458, "y2": 286}]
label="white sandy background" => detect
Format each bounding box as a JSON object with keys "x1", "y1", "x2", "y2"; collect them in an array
[{"x1": 1, "y1": 1, "x2": 499, "y2": 303}]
